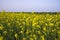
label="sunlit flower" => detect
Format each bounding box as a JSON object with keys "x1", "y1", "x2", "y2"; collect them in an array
[
  {"x1": 36, "y1": 25, "x2": 41, "y2": 28},
  {"x1": 23, "y1": 38, "x2": 26, "y2": 40},
  {"x1": 57, "y1": 31, "x2": 60, "y2": 35},
  {"x1": 0, "y1": 36, "x2": 3, "y2": 40},
  {"x1": 49, "y1": 22, "x2": 54, "y2": 27},
  {"x1": 3, "y1": 31, "x2": 7, "y2": 35},
  {"x1": 7, "y1": 23, "x2": 11, "y2": 26},
  {"x1": 26, "y1": 29, "x2": 29, "y2": 34},
  {"x1": 19, "y1": 30, "x2": 23, "y2": 34},
  {"x1": 37, "y1": 31, "x2": 41, "y2": 34},
  {"x1": 43, "y1": 27, "x2": 47, "y2": 31},
  {"x1": 52, "y1": 29, "x2": 56, "y2": 32},
  {"x1": 30, "y1": 38, "x2": 34, "y2": 40},
  {"x1": 15, "y1": 33, "x2": 18, "y2": 39},
  {"x1": 0, "y1": 24, "x2": 4, "y2": 30},
  {"x1": 16, "y1": 20, "x2": 19, "y2": 23},
  {"x1": 41, "y1": 35, "x2": 45, "y2": 40},
  {"x1": 33, "y1": 34, "x2": 36, "y2": 37}
]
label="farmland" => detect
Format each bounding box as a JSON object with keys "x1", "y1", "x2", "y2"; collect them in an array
[{"x1": 0, "y1": 12, "x2": 60, "y2": 40}]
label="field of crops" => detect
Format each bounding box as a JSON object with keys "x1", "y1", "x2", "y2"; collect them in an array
[{"x1": 0, "y1": 12, "x2": 60, "y2": 40}]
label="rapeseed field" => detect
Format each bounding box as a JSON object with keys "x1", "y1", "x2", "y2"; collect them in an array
[{"x1": 0, "y1": 12, "x2": 60, "y2": 40}]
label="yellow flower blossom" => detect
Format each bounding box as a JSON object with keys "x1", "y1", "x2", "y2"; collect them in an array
[
  {"x1": 37, "y1": 31, "x2": 41, "y2": 34},
  {"x1": 19, "y1": 31, "x2": 23, "y2": 34},
  {"x1": 37, "y1": 25, "x2": 41, "y2": 28},
  {"x1": 3, "y1": 31, "x2": 7, "y2": 34},
  {"x1": 22, "y1": 22, "x2": 25, "y2": 25},
  {"x1": 16, "y1": 20, "x2": 19, "y2": 23},
  {"x1": 7, "y1": 23, "x2": 10, "y2": 26},
  {"x1": 41, "y1": 35, "x2": 45, "y2": 40},
  {"x1": 43, "y1": 27, "x2": 46, "y2": 31},
  {"x1": 45, "y1": 23, "x2": 48, "y2": 26},
  {"x1": 52, "y1": 29, "x2": 56, "y2": 32},
  {"x1": 15, "y1": 33, "x2": 18, "y2": 38},
  {"x1": 0, "y1": 24, "x2": 4, "y2": 30},
  {"x1": 30, "y1": 38, "x2": 34, "y2": 40},
  {"x1": 33, "y1": 34, "x2": 36, "y2": 37},
  {"x1": 26, "y1": 30, "x2": 29, "y2": 34},
  {"x1": 57, "y1": 31, "x2": 60, "y2": 35},
  {"x1": 23, "y1": 38, "x2": 26, "y2": 40},
  {"x1": 49, "y1": 23, "x2": 54, "y2": 27},
  {"x1": 0, "y1": 36, "x2": 3, "y2": 40},
  {"x1": 47, "y1": 18, "x2": 52, "y2": 21},
  {"x1": 32, "y1": 22, "x2": 38, "y2": 27}
]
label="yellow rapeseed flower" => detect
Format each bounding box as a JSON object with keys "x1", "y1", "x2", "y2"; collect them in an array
[
  {"x1": 26, "y1": 30, "x2": 29, "y2": 34},
  {"x1": 19, "y1": 23, "x2": 21, "y2": 25},
  {"x1": 0, "y1": 36, "x2": 3, "y2": 40},
  {"x1": 45, "y1": 23, "x2": 48, "y2": 26},
  {"x1": 37, "y1": 25, "x2": 41, "y2": 28},
  {"x1": 43, "y1": 27, "x2": 47, "y2": 31},
  {"x1": 47, "y1": 18, "x2": 52, "y2": 21},
  {"x1": 22, "y1": 22, "x2": 25, "y2": 25},
  {"x1": 19, "y1": 30, "x2": 23, "y2": 34},
  {"x1": 15, "y1": 33, "x2": 18, "y2": 38},
  {"x1": 7, "y1": 23, "x2": 10, "y2": 26},
  {"x1": 49, "y1": 23, "x2": 54, "y2": 27},
  {"x1": 30, "y1": 38, "x2": 34, "y2": 40},
  {"x1": 37, "y1": 31, "x2": 41, "y2": 34},
  {"x1": 23, "y1": 38, "x2": 26, "y2": 40},
  {"x1": 52, "y1": 29, "x2": 56, "y2": 32},
  {"x1": 20, "y1": 31, "x2": 23, "y2": 34},
  {"x1": 33, "y1": 34, "x2": 36, "y2": 37},
  {"x1": 57, "y1": 31, "x2": 60, "y2": 35},
  {"x1": 3, "y1": 31, "x2": 7, "y2": 34},
  {"x1": 41, "y1": 35, "x2": 45, "y2": 40},
  {"x1": 32, "y1": 22, "x2": 37, "y2": 27},
  {"x1": 16, "y1": 20, "x2": 19, "y2": 23},
  {"x1": 0, "y1": 24, "x2": 4, "y2": 30}
]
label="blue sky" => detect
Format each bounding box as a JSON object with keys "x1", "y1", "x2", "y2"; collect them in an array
[{"x1": 0, "y1": 0, "x2": 60, "y2": 12}]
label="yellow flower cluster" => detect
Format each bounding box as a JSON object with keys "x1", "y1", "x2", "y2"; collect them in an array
[
  {"x1": 0, "y1": 36, "x2": 3, "y2": 40},
  {"x1": 0, "y1": 12, "x2": 60, "y2": 40},
  {"x1": 0, "y1": 24, "x2": 4, "y2": 30}
]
